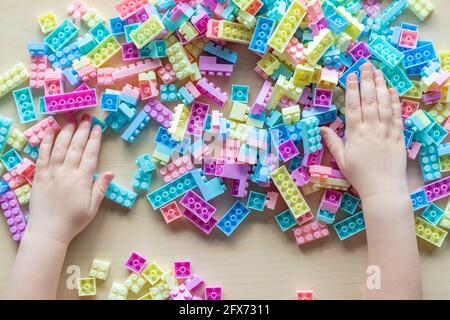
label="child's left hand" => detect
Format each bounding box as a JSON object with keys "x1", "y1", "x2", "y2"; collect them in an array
[{"x1": 27, "y1": 114, "x2": 114, "y2": 245}]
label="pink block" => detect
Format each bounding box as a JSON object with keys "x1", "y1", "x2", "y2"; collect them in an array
[
  {"x1": 180, "y1": 190, "x2": 216, "y2": 222},
  {"x1": 423, "y1": 176, "x2": 450, "y2": 202},
  {"x1": 67, "y1": 0, "x2": 88, "y2": 24},
  {"x1": 77, "y1": 65, "x2": 97, "y2": 82},
  {"x1": 44, "y1": 89, "x2": 97, "y2": 113},
  {"x1": 307, "y1": 0, "x2": 324, "y2": 21},
  {"x1": 297, "y1": 291, "x2": 314, "y2": 300},
  {"x1": 170, "y1": 3, "x2": 192, "y2": 21},
  {"x1": 297, "y1": 211, "x2": 314, "y2": 226},
  {"x1": 199, "y1": 56, "x2": 234, "y2": 77},
  {"x1": 121, "y1": 84, "x2": 141, "y2": 100},
  {"x1": 97, "y1": 67, "x2": 115, "y2": 86},
  {"x1": 309, "y1": 16, "x2": 328, "y2": 36},
  {"x1": 174, "y1": 261, "x2": 191, "y2": 279},
  {"x1": 302, "y1": 148, "x2": 324, "y2": 167},
  {"x1": 291, "y1": 166, "x2": 311, "y2": 187},
  {"x1": 265, "y1": 191, "x2": 278, "y2": 210},
  {"x1": 422, "y1": 91, "x2": 441, "y2": 105},
  {"x1": 196, "y1": 78, "x2": 228, "y2": 107},
  {"x1": 139, "y1": 80, "x2": 158, "y2": 100},
  {"x1": 160, "y1": 155, "x2": 195, "y2": 183},
  {"x1": 184, "y1": 273, "x2": 205, "y2": 291},
  {"x1": 320, "y1": 189, "x2": 342, "y2": 213},
  {"x1": 186, "y1": 101, "x2": 210, "y2": 136},
  {"x1": 293, "y1": 220, "x2": 329, "y2": 245},
  {"x1": 170, "y1": 284, "x2": 193, "y2": 300},
  {"x1": 44, "y1": 78, "x2": 63, "y2": 96},
  {"x1": 251, "y1": 80, "x2": 272, "y2": 114},
  {"x1": 122, "y1": 42, "x2": 140, "y2": 61},
  {"x1": 407, "y1": 141, "x2": 422, "y2": 160},
  {"x1": 230, "y1": 176, "x2": 249, "y2": 198},
  {"x1": 0, "y1": 191, "x2": 26, "y2": 242},
  {"x1": 205, "y1": 287, "x2": 222, "y2": 300},
  {"x1": 24, "y1": 116, "x2": 61, "y2": 146},
  {"x1": 284, "y1": 37, "x2": 305, "y2": 65},
  {"x1": 126, "y1": 14, "x2": 140, "y2": 25},
  {"x1": 444, "y1": 116, "x2": 450, "y2": 133},
  {"x1": 160, "y1": 201, "x2": 182, "y2": 223},
  {"x1": 278, "y1": 96, "x2": 297, "y2": 108},
  {"x1": 278, "y1": 139, "x2": 299, "y2": 162},
  {"x1": 16, "y1": 158, "x2": 36, "y2": 181},
  {"x1": 30, "y1": 56, "x2": 47, "y2": 89},
  {"x1": 113, "y1": 59, "x2": 162, "y2": 82},
  {"x1": 3, "y1": 168, "x2": 26, "y2": 190},
  {"x1": 74, "y1": 83, "x2": 90, "y2": 91},
  {"x1": 114, "y1": 0, "x2": 149, "y2": 19},
  {"x1": 313, "y1": 88, "x2": 333, "y2": 108},
  {"x1": 299, "y1": 86, "x2": 313, "y2": 105},
  {"x1": 143, "y1": 99, "x2": 173, "y2": 128},
  {"x1": 134, "y1": 5, "x2": 151, "y2": 23},
  {"x1": 399, "y1": 29, "x2": 419, "y2": 49},
  {"x1": 125, "y1": 251, "x2": 147, "y2": 273},
  {"x1": 157, "y1": 63, "x2": 177, "y2": 84},
  {"x1": 182, "y1": 208, "x2": 217, "y2": 234},
  {"x1": 328, "y1": 117, "x2": 344, "y2": 133},
  {"x1": 185, "y1": 81, "x2": 201, "y2": 99},
  {"x1": 191, "y1": 10, "x2": 209, "y2": 34}
]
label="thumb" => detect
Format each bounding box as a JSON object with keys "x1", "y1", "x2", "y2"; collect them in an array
[
  {"x1": 90, "y1": 171, "x2": 115, "y2": 215},
  {"x1": 320, "y1": 127, "x2": 345, "y2": 169}
]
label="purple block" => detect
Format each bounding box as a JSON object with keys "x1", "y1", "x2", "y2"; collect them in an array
[
  {"x1": 199, "y1": 56, "x2": 234, "y2": 77},
  {"x1": 174, "y1": 261, "x2": 191, "y2": 279},
  {"x1": 184, "y1": 273, "x2": 205, "y2": 291},
  {"x1": 320, "y1": 189, "x2": 342, "y2": 213},
  {"x1": 182, "y1": 209, "x2": 217, "y2": 234},
  {"x1": 186, "y1": 101, "x2": 210, "y2": 137},
  {"x1": 277, "y1": 139, "x2": 300, "y2": 161},
  {"x1": 205, "y1": 287, "x2": 222, "y2": 300},
  {"x1": 191, "y1": 11, "x2": 210, "y2": 34},
  {"x1": 125, "y1": 251, "x2": 147, "y2": 273},
  {"x1": 313, "y1": 88, "x2": 333, "y2": 108},
  {"x1": 214, "y1": 162, "x2": 251, "y2": 180},
  {"x1": 251, "y1": 80, "x2": 272, "y2": 115},
  {"x1": 349, "y1": 41, "x2": 372, "y2": 61},
  {"x1": 423, "y1": 176, "x2": 450, "y2": 202},
  {"x1": 302, "y1": 148, "x2": 324, "y2": 166},
  {"x1": 0, "y1": 191, "x2": 26, "y2": 242},
  {"x1": 291, "y1": 166, "x2": 310, "y2": 187},
  {"x1": 44, "y1": 89, "x2": 97, "y2": 113},
  {"x1": 180, "y1": 190, "x2": 216, "y2": 223},
  {"x1": 143, "y1": 98, "x2": 173, "y2": 128},
  {"x1": 122, "y1": 42, "x2": 140, "y2": 61},
  {"x1": 230, "y1": 176, "x2": 249, "y2": 198}
]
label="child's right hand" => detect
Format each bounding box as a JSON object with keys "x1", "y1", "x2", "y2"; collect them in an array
[{"x1": 320, "y1": 63, "x2": 408, "y2": 200}]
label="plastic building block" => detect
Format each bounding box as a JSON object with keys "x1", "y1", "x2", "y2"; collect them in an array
[
  {"x1": 246, "y1": 191, "x2": 266, "y2": 212},
  {"x1": 24, "y1": 116, "x2": 60, "y2": 147},
  {"x1": 403, "y1": 42, "x2": 437, "y2": 70},
  {"x1": 101, "y1": 93, "x2": 120, "y2": 111},
  {"x1": 160, "y1": 155, "x2": 194, "y2": 183},
  {"x1": 86, "y1": 35, "x2": 121, "y2": 68},
  {"x1": 320, "y1": 189, "x2": 342, "y2": 214},
  {"x1": 231, "y1": 85, "x2": 249, "y2": 103},
  {"x1": 268, "y1": 1, "x2": 306, "y2": 52},
  {"x1": 0, "y1": 63, "x2": 29, "y2": 99},
  {"x1": 110, "y1": 16, "x2": 126, "y2": 35},
  {"x1": 125, "y1": 251, "x2": 147, "y2": 273},
  {"x1": 313, "y1": 88, "x2": 333, "y2": 108},
  {"x1": 114, "y1": 0, "x2": 149, "y2": 19},
  {"x1": 340, "y1": 192, "x2": 360, "y2": 215},
  {"x1": 168, "y1": 104, "x2": 190, "y2": 141},
  {"x1": 124, "y1": 273, "x2": 147, "y2": 295},
  {"x1": 317, "y1": 208, "x2": 336, "y2": 224},
  {"x1": 399, "y1": 28, "x2": 419, "y2": 49},
  {"x1": 196, "y1": 77, "x2": 228, "y2": 107},
  {"x1": 0, "y1": 149, "x2": 22, "y2": 171},
  {"x1": 12, "y1": 182, "x2": 30, "y2": 206},
  {"x1": 89, "y1": 259, "x2": 111, "y2": 280},
  {"x1": 416, "y1": 216, "x2": 447, "y2": 247},
  {"x1": 27, "y1": 42, "x2": 48, "y2": 56},
  {"x1": 132, "y1": 169, "x2": 152, "y2": 192},
  {"x1": 349, "y1": 41, "x2": 372, "y2": 61},
  {"x1": 157, "y1": 63, "x2": 177, "y2": 84},
  {"x1": 205, "y1": 287, "x2": 222, "y2": 300},
  {"x1": 38, "y1": 12, "x2": 58, "y2": 33},
  {"x1": 249, "y1": 16, "x2": 275, "y2": 54},
  {"x1": 122, "y1": 111, "x2": 151, "y2": 143},
  {"x1": 277, "y1": 139, "x2": 299, "y2": 162},
  {"x1": 169, "y1": 284, "x2": 192, "y2": 300},
  {"x1": 217, "y1": 201, "x2": 251, "y2": 236},
  {"x1": 159, "y1": 84, "x2": 178, "y2": 102},
  {"x1": 43, "y1": 18, "x2": 79, "y2": 52},
  {"x1": 381, "y1": 63, "x2": 413, "y2": 96},
  {"x1": 0, "y1": 116, "x2": 12, "y2": 153},
  {"x1": 141, "y1": 261, "x2": 163, "y2": 285},
  {"x1": 419, "y1": 144, "x2": 441, "y2": 182},
  {"x1": 293, "y1": 220, "x2": 330, "y2": 245},
  {"x1": 304, "y1": 28, "x2": 335, "y2": 65},
  {"x1": 104, "y1": 178, "x2": 138, "y2": 209},
  {"x1": 44, "y1": 89, "x2": 97, "y2": 113},
  {"x1": 12, "y1": 87, "x2": 37, "y2": 124},
  {"x1": 82, "y1": 8, "x2": 105, "y2": 28},
  {"x1": 275, "y1": 209, "x2": 297, "y2": 232},
  {"x1": 203, "y1": 42, "x2": 237, "y2": 64},
  {"x1": 422, "y1": 203, "x2": 445, "y2": 226},
  {"x1": 334, "y1": 211, "x2": 366, "y2": 240},
  {"x1": 0, "y1": 191, "x2": 26, "y2": 242},
  {"x1": 108, "y1": 282, "x2": 128, "y2": 300},
  {"x1": 198, "y1": 56, "x2": 234, "y2": 77},
  {"x1": 78, "y1": 278, "x2": 96, "y2": 297},
  {"x1": 149, "y1": 281, "x2": 170, "y2": 300},
  {"x1": 29, "y1": 55, "x2": 47, "y2": 89},
  {"x1": 3, "y1": 167, "x2": 27, "y2": 190},
  {"x1": 182, "y1": 207, "x2": 218, "y2": 234},
  {"x1": 369, "y1": 37, "x2": 404, "y2": 68},
  {"x1": 5, "y1": 129, "x2": 25, "y2": 152},
  {"x1": 422, "y1": 176, "x2": 450, "y2": 203},
  {"x1": 407, "y1": 0, "x2": 434, "y2": 21},
  {"x1": 166, "y1": 42, "x2": 194, "y2": 80},
  {"x1": 160, "y1": 201, "x2": 182, "y2": 223},
  {"x1": 174, "y1": 261, "x2": 191, "y2": 279},
  {"x1": 300, "y1": 116, "x2": 322, "y2": 154},
  {"x1": 180, "y1": 190, "x2": 216, "y2": 223},
  {"x1": 217, "y1": 20, "x2": 252, "y2": 44},
  {"x1": 297, "y1": 290, "x2": 314, "y2": 300},
  {"x1": 131, "y1": 15, "x2": 165, "y2": 49}
]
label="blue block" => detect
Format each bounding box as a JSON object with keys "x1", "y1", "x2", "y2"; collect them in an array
[
  {"x1": 376, "y1": 0, "x2": 407, "y2": 27},
  {"x1": 132, "y1": 169, "x2": 152, "y2": 192},
  {"x1": 118, "y1": 103, "x2": 137, "y2": 121},
  {"x1": 422, "y1": 203, "x2": 445, "y2": 226},
  {"x1": 147, "y1": 171, "x2": 198, "y2": 209},
  {"x1": 104, "y1": 179, "x2": 138, "y2": 209},
  {"x1": 339, "y1": 57, "x2": 368, "y2": 88},
  {"x1": 403, "y1": 43, "x2": 437, "y2": 69},
  {"x1": 317, "y1": 209, "x2": 336, "y2": 224},
  {"x1": 334, "y1": 211, "x2": 366, "y2": 240},
  {"x1": 173, "y1": 136, "x2": 191, "y2": 155},
  {"x1": 269, "y1": 123, "x2": 289, "y2": 146},
  {"x1": 423, "y1": 122, "x2": 448, "y2": 145},
  {"x1": 121, "y1": 111, "x2": 151, "y2": 143},
  {"x1": 404, "y1": 129, "x2": 414, "y2": 148},
  {"x1": 12, "y1": 87, "x2": 37, "y2": 124},
  {"x1": 0, "y1": 115, "x2": 13, "y2": 153},
  {"x1": 47, "y1": 42, "x2": 83, "y2": 69},
  {"x1": 326, "y1": 13, "x2": 349, "y2": 33},
  {"x1": 204, "y1": 42, "x2": 237, "y2": 64},
  {"x1": 275, "y1": 209, "x2": 297, "y2": 232},
  {"x1": 110, "y1": 17, "x2": 127, "y2": 35},
  {"x1": 23, "y1": 143, "x2": 39, "y2": 160},
  {"x1": 438, "y1": 143, "x2": 450, "y2": 157},
  {"x1": 160, "y1": 84, "x2": 178, "y2": 102},
  {"x1": 286, "y1": 121, "x2": 303, "y2": 143},
  {"x1": 400, "y1": 22, "x2": 418, "y2": 31},
  {"x1": 44, "y1": 18, "x2": 79, "y2": 52},
  {"x1": 191, "y1": 168, "x2": 227, "y2": 201},
  {"x1": 302, "y1": 105, "x2": 337, "y2": 125},
  {"x1": 155, "y1": 127, "x2": 179, "y2": 149},
  {"x1": 300, "y1": 116, "x2": 323, "y2": 154},
  {"x1": 101, "y1": 93, "x2": 120, "y2": 111},
  {"x1": 247, "y1": 191, "x2": 266, "y2": 212},
  {"x1": 89, "y1": 22, "x2": 111, "y2": 43},
  {"x1": 217, "y1": 201, "x2": 251, "y2": 236},
  {"x1": 0, "y1": 178, "x2": 10, "y2": 195},
  {"x1": 62, "y1": 68, "x2": 82, "y2": 87},
  {"x1": 249, "y1": 16, "x2": 275, "y2": 55},
  {"x1": 76, "y1": 34, "x2": 98, "y2": 55},
  {"x1": 136, "y1": 154, "x2": 155, "y2": 173},
  {"x1": 340, "y1": 192, "x2": 360, "y2": 215},
  {"x1": 410, "y1": 189, "x2": 429, "y2": 211},
  {"x1": 0, "y1": 149, "x2": 22, "y2": 171},
  {"x1": 27, "y1": 42, "x2": 48, "y2": 56}
]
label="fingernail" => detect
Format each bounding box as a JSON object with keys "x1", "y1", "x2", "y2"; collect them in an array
[
  {"x1": 347, "y1": 73, "x2": 357, "y2": 81},
  {"x1": 81, "y1": 114, "x2": 91, "y2": 122},
  {"x1": 93, "y1": 124, "x2": 102, "y2": 134},
  {"x1": 105, "y1": 172, "x2": 115, "y2": 181}
]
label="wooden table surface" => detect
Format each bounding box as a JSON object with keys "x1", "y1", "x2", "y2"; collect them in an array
[{"x1": 0, "y1": 0, "x2": 449, "y2": 300}]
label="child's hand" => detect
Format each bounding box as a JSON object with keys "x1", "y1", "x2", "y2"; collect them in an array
[
  {"x1": 321, "y1": 63, "x2": 408, "y2": 199},
  {"x1": 27, "y1": 114, "x2": 114, "y2": 244}
]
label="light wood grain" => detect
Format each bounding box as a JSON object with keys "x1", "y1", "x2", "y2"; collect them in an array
[{"x1": 0, "y1": 0, "x2": 448, "y2": 300}]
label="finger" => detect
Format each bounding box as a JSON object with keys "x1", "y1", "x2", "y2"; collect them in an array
[
  {"x1": 79, "y1": 125, "x2": 103, "y2": 176},
  {"x1": 389, "y1": 88, "x2": 404, "y2": 138},
  {"x1": 64, "y1": 114, "x2": 92, "y2": 169},
  {"x1": 89, "y1": 172, "x2": 114, "y2": 216},
  {"x1": 374, "y1": 69, "x2": 393, "y2": 125},
  {"x1": 35, "y1": 128, "x2": 56, "y2": 174},
  {"x1": 360, "y1": 63, "x2": 380, "y2": 123},
  {"x1": 320, "y1": 127, "x2": 345, "y2": 170},
  {"x1": 345, "y1": 72, "x2": 363, "y2": 131},
  {"x1": 49, "y1": 119, "x2": 76, "y2": 167}
]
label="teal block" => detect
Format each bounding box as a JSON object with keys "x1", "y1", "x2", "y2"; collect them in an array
[
  {"x1": 0, "y1": 115, "x2": 13, "y2": 153},
  {"x1": 132, "y1": 169, "x2": 152, "y2": 192},
  {"x1": 136, "y1": 154, "x2": 155, "y2": 173},
  {"x1": 275, "y1": 209, "x2": 297, "y2": 232},
  {"x1": 13, "y1": 87, "x2": 37, "y2": 124},
  {"x1": 124, "y1": 23, "x2": 141, "y2": 42},
  {"x1": 340, "y1": 192, "x2": 360, "y2": 215},
  {"x1": 160, "y1": 84, "x2": 178, "y2": 102},
  {"x1": 0, "y1": 149, "x2": 22, "y2": 171},
  {"x1": 300, "y1": 116, "x2": 323, "y2": 154},
  {"x1": 104, "y1": 179, "x2": 138, "y2": 209},
  {"x1": 421, "y1": 203, "x2": 445, "y2": 226},
  {"x1": 217, "y1": 201, "x2": 251, "y2": 236},
  {"x1": 89, "y1": 22, "x2": 111, "y2": 43},
  {"x1": 334, "y1": 212, "x2": 365, "y2": 240},
  {"x1": 231, "y1": 84, "x2": 249, "y2": 103},
  {"x1": 247, "y1": 191, "x2": 266, "y2": 212},
  {"x1": 44, "y1": 18, "x2": 79, "y2": 52},
  {"x1": 317, "y1": 209, "x2": 336, "y2": 224},
  {"x1": 23, "y1": 143, "x2": 39, "y2": 161},
  {"x1": 368, "y1": 37, "x2": 404, "y2": 68},
  {"x1": 419, "y1": 144, "x2": 441, "y2": 182},
  {"x1": 380, "y1": 63, "x2": 413, "y2": 96}
]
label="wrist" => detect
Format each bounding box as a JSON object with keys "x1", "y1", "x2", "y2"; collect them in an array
[{"x1": 22, "y1": 228, "x2": 70, "y2": 251}]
